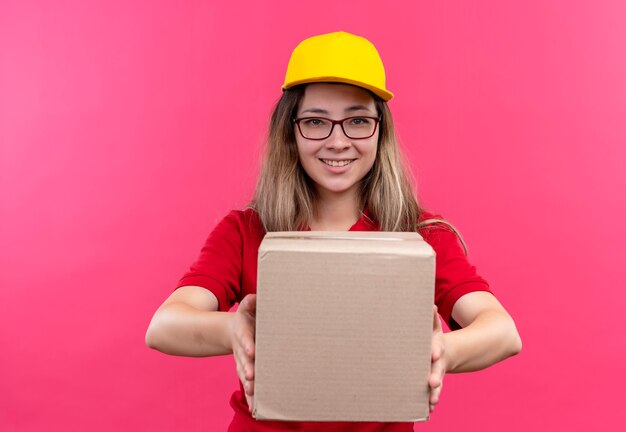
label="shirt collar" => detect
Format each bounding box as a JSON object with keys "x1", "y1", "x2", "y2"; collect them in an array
[
  {"x1": 350, "y1": 207, "x2": 378, "y2": 231},
  {"x1": 305, "y1": 207, "x2": 379, "y2": 231}
]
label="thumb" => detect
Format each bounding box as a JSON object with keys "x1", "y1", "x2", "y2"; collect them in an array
[
  {"x1": 241, "y1": 294, "x2": 257, "y2": 315},
  {"x1": 432, "y1": 305, "x2": 442, "y2": 332}
]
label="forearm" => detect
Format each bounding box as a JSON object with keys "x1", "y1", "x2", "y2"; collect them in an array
[
  {"x1": 443, "y1": 310, "x2": 522, "y2": 373},
  {"x1": 145, "y1": 302, "x2": 233, "y2": 357}
]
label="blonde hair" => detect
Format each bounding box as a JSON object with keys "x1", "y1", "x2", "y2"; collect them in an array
[{"x1": 247, "y1": 84, "x2": 469, "y2": 254}]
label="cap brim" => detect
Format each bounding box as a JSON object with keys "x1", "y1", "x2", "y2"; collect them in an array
[{"x1": 282, "y1": 76, "x2": 393, "y2": 101}]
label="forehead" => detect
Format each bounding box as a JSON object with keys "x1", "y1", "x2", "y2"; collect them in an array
[{"x1": 298, "y1": 83, "x2": 376, "y2": 112}]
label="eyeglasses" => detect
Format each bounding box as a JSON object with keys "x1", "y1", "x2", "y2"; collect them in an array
[{"x1": 293, "y1": 116, "x2": 381, "y2": 140}]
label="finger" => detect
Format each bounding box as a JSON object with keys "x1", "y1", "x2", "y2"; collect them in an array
[
  {"x1": 238, "y1": 353, "x2": 253, "y2": 382},
  {"x1": 236, "y1": 316, "x2": 256, "y2": 358},
  {"x1": 235, "y1": 361, "x2": 242, "y2": 380},
  {"x1": 431, "y1": 340, "x2": 442, "y2": 362},
  {"x1": 430, "y1": 381, "x2": 442, "y2": 405},
  {"x1": 430, "y1": 381, "x2": 443, "y2": 405},
  {"x1": 242, "y1": 355, "x2": 255, "y2": 381},
  {"x1": 246, "y1": 393, "x2": 255, "y2": 413},
  {"x1": 233, "y1": 340, "x2": 253, "y2": 381},
  {"x1": 243, "y1": 331, "x2": 256, "y2": 359},
  {"x1": 235, "y1": 346, "x2": 254, "y2": 381},
  {"x1": 235, "y1": 362, "x2": 246, "y2": 389},
  {"x1": 235, "y1": 320, "x2": 255, "y2": 359},
  {"x1": 238, "y1": 331, "x2": 253, "y2": 358},
  {"x1": 429, "y1": 358, "x2": 444, "y2": 388},
  {"x1": 234, "y1": 354, "x2": 249, "y2": 382},
  {"x1": 241, "y1": 294, "x2": 257, "y2": 316},
  {"x1": 246, "y1": 378, "x2": 255, "y2": 396},
  {"x1": 244, "y1": 379, "x2": 255, "y2": 396},
  {"x1": 432, "y1": 305, "x2": 442, "y2": 332}
]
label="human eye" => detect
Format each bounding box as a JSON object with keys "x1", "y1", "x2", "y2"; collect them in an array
[
  {"x1": 348, "y1": 117, "x2": 371, "y2": 126},
  {"x1": 303, "y1": 118, "x2": 328, "y2": 127}
]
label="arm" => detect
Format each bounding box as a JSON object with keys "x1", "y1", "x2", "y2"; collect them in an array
[
  {"x1": 145, "y1": 285, "x2": 234, "y2": 357},
  {"x1": 444, "y1": 291, "x2": 522, "y2": 373},
  {"x1": 428, "y1": 291, "x2": 521, "y2": 411},
  {"x1": 145, "y1": 286, "x2": 258, "y2": 410}
]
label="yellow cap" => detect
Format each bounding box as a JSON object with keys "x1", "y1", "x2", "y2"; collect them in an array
[{"x1": 282, "y1": 31, "x2": 394, "y2": 101}]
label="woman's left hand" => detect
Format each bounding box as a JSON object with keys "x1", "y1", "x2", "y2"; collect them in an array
[{"x1": 429, "y1": 305, "x2": 447, "y2": 413}]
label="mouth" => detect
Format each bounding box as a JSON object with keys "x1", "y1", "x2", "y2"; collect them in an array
[{"x1": 318, "y1": 158, "x2": 357, "y2": 167}]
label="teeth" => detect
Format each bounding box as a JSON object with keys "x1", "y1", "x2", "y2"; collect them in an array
[{"x1": 321, "y1": 159, "x2": 354, "y2": 167}]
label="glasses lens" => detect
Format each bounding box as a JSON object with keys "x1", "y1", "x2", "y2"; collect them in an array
[
  {"x1": 343, "y1": 117, "x2": 376, "y2": 139},
  {"x1": 299, "y1": 118, "x2": 332, "y2": 139}
]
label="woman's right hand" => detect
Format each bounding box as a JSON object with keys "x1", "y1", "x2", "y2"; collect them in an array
[{"x1": 229, "y1": 293, "x2": 257, "y2": 412}]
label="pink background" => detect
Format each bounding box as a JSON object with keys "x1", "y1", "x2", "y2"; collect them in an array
[{"x1": 2, "y1": 1, "x2": 625, "y2": 431}]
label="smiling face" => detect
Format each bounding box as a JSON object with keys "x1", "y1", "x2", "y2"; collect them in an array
[{"x1": 295, "y1": 83, "x2": 379, "y2": 201}]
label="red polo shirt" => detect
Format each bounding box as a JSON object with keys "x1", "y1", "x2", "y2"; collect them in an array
[{"x1": 176, "y1": 207, "x2": 492, "y2": 431}]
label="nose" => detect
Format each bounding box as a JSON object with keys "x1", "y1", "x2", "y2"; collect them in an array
[{"x1": 325, "y1": 123, "x2": 351, "y2": 150}]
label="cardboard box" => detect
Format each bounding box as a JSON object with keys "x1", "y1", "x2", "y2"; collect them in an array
[{"x1": 253, "y1": 231, "x2": 435, "y2": 422}]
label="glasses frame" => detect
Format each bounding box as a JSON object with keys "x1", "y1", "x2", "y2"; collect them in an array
[{"x1": 292, "y1": 115, "x2": 381, "y2": 140}]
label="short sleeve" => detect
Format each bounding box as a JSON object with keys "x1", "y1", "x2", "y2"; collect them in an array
[
  {"x1": 175, "y1": 211, "x2": 243, "y2": 312},
  {"x1": 420, "y1": 225, "x2": 493, "y2": 330}
]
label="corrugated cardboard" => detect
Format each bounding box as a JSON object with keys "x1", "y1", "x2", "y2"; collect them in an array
[{"x1": 253, "y1": 231, "x2": 435, "y2": 423}]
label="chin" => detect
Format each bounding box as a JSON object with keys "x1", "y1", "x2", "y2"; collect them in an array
[{"x1": 314, "y1": 180, "x2": 359, "y2": 195}]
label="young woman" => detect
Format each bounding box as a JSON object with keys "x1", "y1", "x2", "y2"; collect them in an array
[{"x1": 146, "y1": 31, "x2": 522, "y2": 431}]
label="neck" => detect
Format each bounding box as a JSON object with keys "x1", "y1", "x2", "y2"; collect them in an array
[{"x1": 311, "y1": 188, "x2": 362, "y2": 231}]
